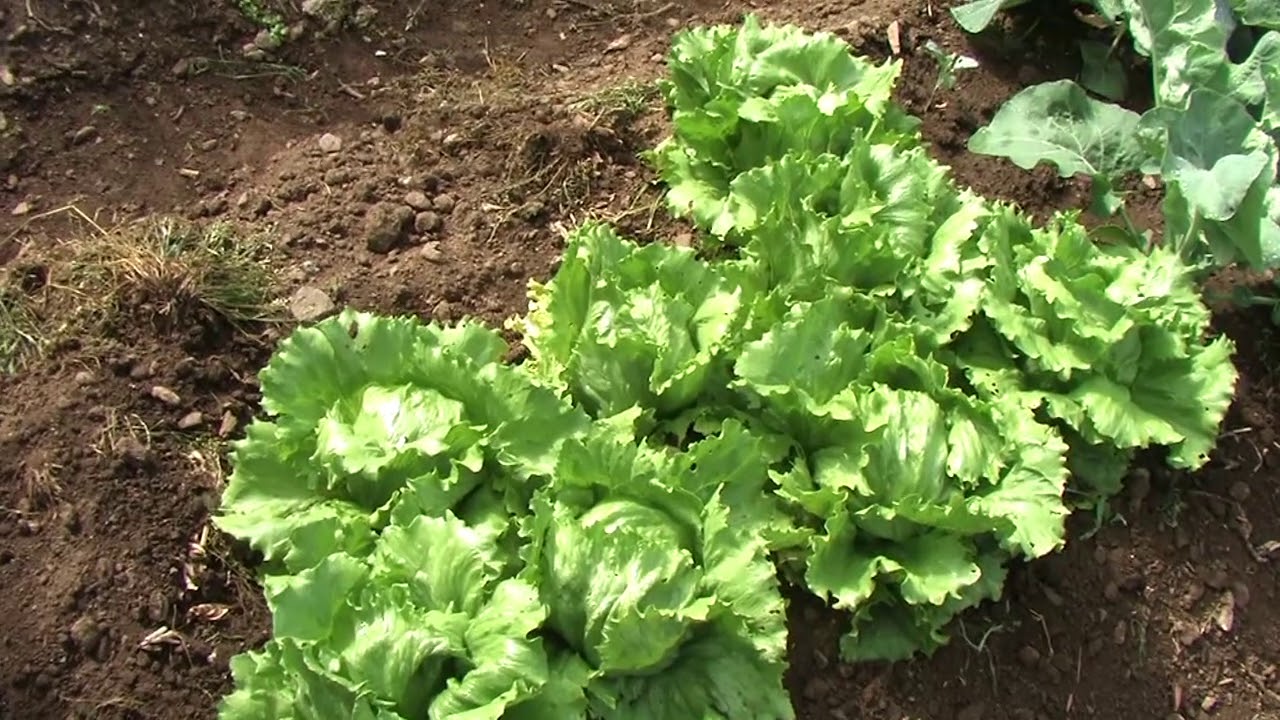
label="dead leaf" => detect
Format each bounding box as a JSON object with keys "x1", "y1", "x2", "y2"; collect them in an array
[{"x1": 188, "y1": 603, "x2": 232, "y2": 622}]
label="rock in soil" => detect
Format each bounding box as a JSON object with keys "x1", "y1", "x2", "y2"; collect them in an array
[
  {"x1": 177, "y1": 411, "x2": 204, "y2": 430},
  {"x1": 149, "y1": 385, "x2": 181, "y2": 406},
  {"x1": 318, "y1": 132, "x2": 343, "y2": 154},
  {"x1": 364, "y1": 203, "x2": 415, "y2": 253},
  {"x1": 288, "y1": 285, "x2": 337, "y2": 322},
  {"x1": 419, "y1": 242, "x2": 445, "y2": 263}
]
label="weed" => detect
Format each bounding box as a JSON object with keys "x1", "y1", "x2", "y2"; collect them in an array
[
  {"x1": 0, "y1": 268, "x2": 46, "y2": 373},
  {"x1": 71, "y1": 217, "x2": 278, "y2": 330},
  {"x1": 233, "y1": 0, "x2": 289, "y2": 43},
  {"x1": 572, "y1": 79, "x2": 661, "y2": 128}
]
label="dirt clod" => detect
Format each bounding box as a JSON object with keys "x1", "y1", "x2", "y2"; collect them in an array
[
  {"x1": 404, "y1": 191, "x2": 432, "y2": 211},
  {"x1": 364, "y1": 203, "x2": 415, "y2": 253}
]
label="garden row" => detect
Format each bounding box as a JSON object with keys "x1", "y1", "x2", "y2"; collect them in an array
[{"x1": 209, "y1": 13, "x2": 1251, "y2": 719}]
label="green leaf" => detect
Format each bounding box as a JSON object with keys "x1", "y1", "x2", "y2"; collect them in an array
[
  {"x1": 950, "y1": 0, "x2": 1033, "y2": 33},
  {"x1": 969, "y1": 80, "x2": 1150, "y2": 204},
  {"x1": 1079, "y1": 40, "x2": 1129, "y2": 101}
]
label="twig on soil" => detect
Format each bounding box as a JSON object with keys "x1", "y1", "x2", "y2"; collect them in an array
[{"x1": 1029, "y1": 609, "x2": 1053, "y2": 657}]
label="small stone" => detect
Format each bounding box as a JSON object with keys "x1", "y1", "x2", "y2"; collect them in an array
[
  {"x1": 229, "y1": 110, "x2": 250, "y2": 122},
  {"x1": 177, "y1": 411, "x2": 204, "y2": 430},
  {"x1": 419, "y1": 242, "x2": 444, "y2": 262},
  {"x1": 442, "y1": 132, "x2": 464, "y2": 150},
  {"x1": 1215, "y1": 592, "x2": 1236, "y2": 632},
  {"x1": 11, "y1": 200, "x2": 31, "y2": 216},
  {"x1": 318, "y1": 133, "x2": 343, "y2": 153},
  {"x1": 71, "y1": 125, "x2": 97, "y2": 145},
  {"x1": 604, "y1": 34, "x2": 633, "y2": 53},
  {"x1": 254, "y1": 28, "x2": 282, "y2": 50},
  {"x1": 288, "y1": 286, "x2": 337, "y2": 322},
  {"x1": 73, "y1": 370, "x2": 95, "y2": 385},
  {"x1": 414, "y1": 211, "x2": 443, "y2": 234},
  {"x1": 1112, "y1": 620, "x2": 1127, "y2": 645},
  {"x1": 171, "y1": 58, "x2": 191, "y2": 77},
  {"x1": 1200, "y1": 695, "x2": 1218, "y2": 712},
  {"x1": 149, "y1": 386, "x2": 181, "y2": 406},
  {"x1": 433, "y1": 193, "x2": 456, "y2": 213},
  {"x1": 69, "y1": 616, "x2": 103, "y2": 655},
  {"x1": 1017, "y1": 645, "x2": 1041, "y2": 667},
  {"x1": 1228, "y1": 481, "x2": 1250, "y2": 502},
  {"x1": 545, "y1": 6, "x2": 557, "y2": 19},
  {"x1": 218, "y1": 411, "x2": 239, "y2": 438},
  {"x1": 241, "y1": 43, "x2": 267, "y2": 61},
  {"x1": 404, "y1": 190, "x2": 432, "y2": 211},
  {"x1": 146, "y1": 591, "x2": 171, "y2": 624}
]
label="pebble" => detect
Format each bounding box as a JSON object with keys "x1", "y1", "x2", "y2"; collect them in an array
[
  {"x1": 404, "y1": 190, "x2": 432, "y2": 211},
  {"x1": 73, "y1": 370, "x2": 95, "y2": 385},
  {"x1": 149, "y1": 385, "x2": 181, "y2": 406},
  {"x1": 71, "y1": 125, "x2": 97, "y2": 145},
  {"x1": 254, "y1": 28, "x2": 282, "y2": 51},
  {"x1": 318, "y1": 133, "x2": 343, "y2": 153},
  {"x1": 1215, "y1": 592, "x2": 1236, "y2": 632},
  {"x1": 1112, "y1": 620, "x2": 1128, "y2": 645},
  {"x1": 288, "y1": 286, "x2": 337, "y2": 323},
  {"x1": 69, "y1": 616, "x2": 103, "y2": 656},
  {"x1": 177, "y1": 411, "x2": 204, "y2": 430},
  {"x1": 218, "y1": 411, "x2": 239, "y2": 438},
  {"x1": 11, "y1": 200, "x2": 31, "y2": 216},
  {"x1": 419, "y1": 243, "x2": 445, "y2": 262}
]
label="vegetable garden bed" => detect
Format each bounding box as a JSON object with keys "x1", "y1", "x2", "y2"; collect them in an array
[{"x1": 0, "y1": 1, "x2": 1277, "y2": 718}]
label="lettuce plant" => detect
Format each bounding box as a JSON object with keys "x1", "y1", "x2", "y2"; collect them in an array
[{"x1": 214, "y1": 16, "x2": 1240, "y2": 718}]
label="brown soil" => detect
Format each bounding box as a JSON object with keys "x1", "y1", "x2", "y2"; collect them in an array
[{"x1": 1, "y1": 1, "x2": 1277, "y2": 719}]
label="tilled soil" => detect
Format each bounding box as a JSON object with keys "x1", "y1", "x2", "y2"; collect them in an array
[{"x1": 1, "y1": 1, "x2": 1277, "y2": 718}]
